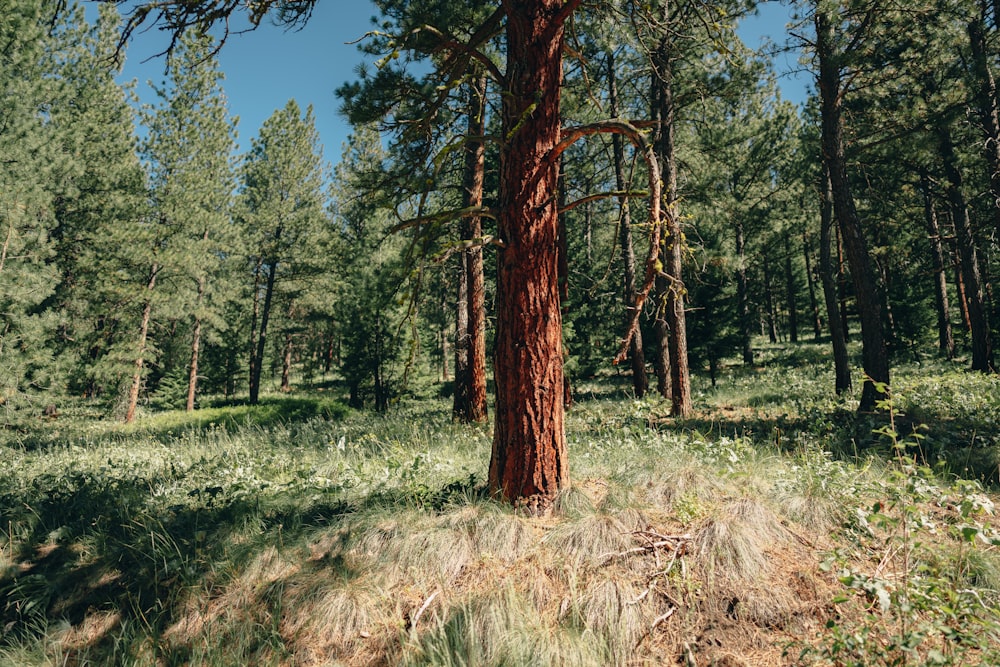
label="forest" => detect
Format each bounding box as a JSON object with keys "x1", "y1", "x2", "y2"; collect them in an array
[{"x1": 2, "y1": 0, "x2": 1000, "y2": 664}]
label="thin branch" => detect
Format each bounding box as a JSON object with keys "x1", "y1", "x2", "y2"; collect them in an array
[
  {"x1": 558, "y1": 190, "x2": 649, "y2": 215},
  {"x1": 388, "y1": 205, "x2": 497, "y2": 235}
]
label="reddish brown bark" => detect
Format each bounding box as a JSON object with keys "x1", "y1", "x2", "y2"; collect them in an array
[{"x1": 489, "y1": 0, "x2": 575, "y2": 508}]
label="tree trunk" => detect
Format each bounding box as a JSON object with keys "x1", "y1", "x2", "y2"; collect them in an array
[
  {"x1": 125, "y1": 263, "x2": 158, "y2": 424},
  {"x1": 817, "y1": 10, "x2": 891, "y2": 411},
  {"x1": 803, "y1": 232, "x2": 823, "y2": 341},
  {"x1": 454, "y1": 235, "x2": 470, "y2": 408},
  {"x1": 653, "y1": 298, "x2": 671, "y2": 399},
  {"x1": 968, "y1": 12, "x2": 1000, "y2": 240},
  {"x1": 454, "y1": 72, "x2": 489, "y2": 423},
  {"x1": 441, "y1": 282, "x2": 450, "y2": 382},
  {"x1": 784, "y1": 232, "x2": 799, "y2": 343},
  {"x1": 186, "y1": 276, "x2": 205, "y2": 412},
  {"x1": 651, "y1": 6, "x2": 692, "y2": 417},
  {"x1": 281, "y1": 331, "x2": 293, "y2": 392},
  {"x1": 609, "y1": 50, "x2": 647, "y2": 397},
  {"x1": 763, "y1": 254, "x2": 778, "y2": 343},
  {"x1": 836, "y1": 225, "x2": 850, "y2": 341},
  {"x1": 937, "y1": 127, "x2": 995, "y2": 372},
  {"x1": 919, "y1": 172, "x2": 955, "y2": 359},
  {"x1": 736, "y1": 221, "x2": 754, "y2": 364},
  {"x1": 819, "y1": 169, "x2": 851, "y2": 394},
  {"x1": 248, "y1": 255, "x2": 263, "y2": 401},
  {"x1": 250, "y1": 250, "x2": 279, "y2": 404},
  {"x1": 489, "y1": 0, "x2": 573, "y2": 508},
  {"x1": 558, "y1": 163, "x2": 573, "y2": 409}
]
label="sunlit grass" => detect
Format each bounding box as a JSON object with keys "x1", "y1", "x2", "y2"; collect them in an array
[{"x1": 1, "y1": 347, "x2": 999, "y2": 665}]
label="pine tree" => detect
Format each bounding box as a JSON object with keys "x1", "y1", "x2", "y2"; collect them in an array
[
  {"x1": 240, "y1": 100, "x2": 328, "y2": 404},
  {"x1": 45, "y1": 4, "x2": 148, "y2": 407},
  {"x1": 0, "y1": 0, "x2": 69, "y2": 410},
  {"x1": 141, "y1": 31, "x2": 238, "y2": 411}
]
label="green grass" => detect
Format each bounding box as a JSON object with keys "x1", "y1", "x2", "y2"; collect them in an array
[{"x1": 1, "y1": 345, "x2": 999, "y2": 665}]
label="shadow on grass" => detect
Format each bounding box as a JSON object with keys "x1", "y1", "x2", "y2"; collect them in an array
[
  {"x1": 652, "y1": 404, "x2": 1000, "y2": 486},
  {"x1": 0, "y1": 462, "x2": 483, "y2": 664}
]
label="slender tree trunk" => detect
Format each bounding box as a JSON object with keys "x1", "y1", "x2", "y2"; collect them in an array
[
  {"x1": 653, "y1": 294, "x2": 672, "y2": 399},
  {"x1": 281, "y1": 332, "x2": 293, "y2": 392},
  {"x1": 186, "y1": 276, "x2": 205, "y2": 412},
  {"x1": 558, "y1": 163, "x2": 573, "y2": 409},
  {"x1": 836, "y1": 225, "x2": 850, "y2": 341},
  {"x1": 609, "y1": 50, "x2": 647, "y2": 397},
  {"x1": 454, "y1": 238, "x2": 470, "y2": 408},
  {"x1": 250, "y1": 252, "x2": 279, "y2": 404},
  {"x1": 968, "y1": 13, "x2": 1000, "y2": 240},
  {"x1": 455, "y1": 72, "x2": 489, "y2": 423},
  {"x1": 736, "y1": 221, "x2": 754, "y2": 364},
  {"x1": 489, "y1": 0, "x2": 573, "y2": 509},
  {"x1": 919, "y1": 172, "x2": 955, "y2": 359},
  {"x1": 763, "y1": 255, "x2": 778, "y2": 343},
  {"x1": 784, "y1": 232, "x2": 799, "y2": 343},
  {"x1": 938, "y1": 128, "x2": 995, "y2": 372},
  {"x1": 248, "y1": 255, "x2": 263, "y2": 400},
  {"x1": 651, "y1": 6, "x2": 692, "y2": 417},
  {"x1": 803, "y1": 232, "x2": 823, "y2": 341},
  {"x1": 374, "y1": 312, "x2": 387, "y2": 412},
  {"x1": 817, "y1": 10, "x2": 891, "y2": 411},
  {"x1": 125, "y1": 263, "x2": 158, "y2": 424},
  {"x1": 948, "y1": 214, "x2": 973, "y2": 333},
  {"x1": 819, "y1": 169, "x2": 851, "y2": 394},
  {"x1": 441, "y1": 282, "x2": 450, "y2": 382}
]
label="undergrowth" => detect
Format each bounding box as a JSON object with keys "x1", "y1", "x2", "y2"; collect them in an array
[{"x1": 0, "y1": 347, "x2": 998, "y2": 665}]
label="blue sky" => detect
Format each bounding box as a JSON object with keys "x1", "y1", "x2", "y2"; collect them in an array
[{"x1": 107, "y1": 1, "x2": 808, "y2": 165}]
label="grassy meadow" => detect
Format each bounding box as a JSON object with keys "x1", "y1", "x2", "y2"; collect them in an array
[{"x1": 2, "y1": 343, "x2": 1000, "y2": 666}]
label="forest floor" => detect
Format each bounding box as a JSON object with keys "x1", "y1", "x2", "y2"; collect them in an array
[{"x1": 2, "y1": 342, "x2": 1000, "y2": 666}]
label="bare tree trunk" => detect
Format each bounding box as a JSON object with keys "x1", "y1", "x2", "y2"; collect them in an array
[
  {"x1": 784, "y1": 232, "x2": 799, "y2": 343},
  {"x1": 938, "y1": 127, "x2": 995, "y2": 372},
  {"x1": 653, "y1": 294, "x2": 671, "y2": 399},
  {"x1": 968, "y1": 12, "x2": 1000, "y2": 240},
  {"x1": 441, "y1": 281, "x2": 450, "y2": 382},
  {"x1": 454, "y1": 239, "x2": 469, "y2": 406},
  {"x1": 455, "y1": 72, "x2": 489, "y2": 423},
  {"x1": 836, "y1": 226, "x2": 850, "y2": 341},
  {"x1": 736, "y1": 222, "x2": 754, "y2": 364},
  {"x1": 248, "y1": 255, "x2": 263, "y2": 401},
  {"x1": 651, "y1": 5, "x2": 691, "y2": 417},
  {"x1": 250, "y1": 250, "x2": 279, "y2": 404},
  {"x1": 803, "y1": 232, "x2": 823, "y2": 341},
  {"x1": 609, "y1": 50, "x2": 647, "y2": 397},
  {"x1": 558, "y1": 163, "x2": 573, "y2": 409},
  {"x1": 489, "y1": 0, "x2": 573, "y2": 508},
  {"x1": 763, "y1": 255, "x2": 778, "y2": 343},
  {"x1": 281, "y1": 332, "x2": 293, "y2": 392},
  {"x1": 819, "y1": 169, "x2": 851, "y2": 394},
  {"x1": 817, "y1": 10, "x2": 891, "y2": 411},
  {"x1": 125, "y1": 263, "x2": 158, "y2": 424},
  {"x1": 919, "y1": 172, "x2": 955, "y2": 359},
  {"x1": 186, "y1": 276, "x2": 205, "y2": 412}
]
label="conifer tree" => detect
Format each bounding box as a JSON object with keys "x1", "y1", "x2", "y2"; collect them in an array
[
  {"x1": 0, "y1": 0, "x2": 70, "y2": 409},
  {"x1": 46, "y1": 3, "x2": 147, "y2": 402},
  {"x1": 141, "y1": 31, "x2": 238, "y2": 411},
  {"x1": 240, "y1": 100, "x2": 328, "y2": 404}
]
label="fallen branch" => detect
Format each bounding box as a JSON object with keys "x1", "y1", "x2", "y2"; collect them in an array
[{"x1": 409, "y1": 589, "x2": 440, "y2": 631}]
